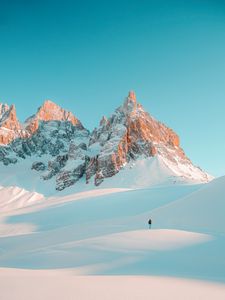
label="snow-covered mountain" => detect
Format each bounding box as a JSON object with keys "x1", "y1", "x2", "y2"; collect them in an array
[
  {"x1": 87, "y1": 91, "x2": 210, "y2": 186},
  {"x1": 0, "y1": 92, "x2": 212, "y2": 192},
  {"x1": 0, "y1": 100, "x2": 89, "y2": 191}
]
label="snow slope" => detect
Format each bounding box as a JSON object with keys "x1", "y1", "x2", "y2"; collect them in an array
[
  {"x1": 0, "y1": 269, "x2": 225, "y2": 300},
  {"x1": 0, "y1": 176, "x2": 225, "y2": 299},
  {"x1": 100, "y1": 155, "x2": 211, "y2": 189},
  {"x1": 1, "y1": 269, "x2": 225, "y2": 300},
  {"x1": 150, "y1": 175, "x2": 225, "y2": 233},
  {"x1": 0, "y1": 154, "x2": 211, "y2": 196},
  {"x1": 0, "y1": 186, "x2": 44, "y2": 213}
]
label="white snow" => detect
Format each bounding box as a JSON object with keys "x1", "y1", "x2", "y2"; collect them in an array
[
  {"x1": 0, "y1": 154, "x2": 211, "y2": 197},
  {"x1": 87, "y1": 142, "x2": 102, "y2": 157},
  {"x1": 0, "y1": 157, "x2": 59, "y2": 196},
  {"x1": 1, "y1": 269, "x2": 225, "y2": 300},
  {"x1": 150, "y1": 175, "x2": 225, "y2": 233},
  {"x1": 0, "y1": 186, "x2": 44, "y2": 213},
  {"x1": 0, "y1": 175, "x2": 225, "y2": 299},
  {"x1": 100, "y1": 155, "x2": 211, "y2": 189}
]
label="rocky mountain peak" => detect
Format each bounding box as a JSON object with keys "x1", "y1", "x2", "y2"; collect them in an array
[
  {"x1": 0, "y1": 103, "x2": 10, "y2": 118},
  {"x1": 36, "y1": 100, "x2": 79, "y2": 125},
  {"x1": 0, "y1": 103, "x2": 24, "y2": 145},
  {"x1": 8, "y1": 104, "x2": 17, "y2": 122},
  {"x1": 122, "y1": 91, "x2": 137, "y2": 115},
  {"x1": 42, "y1": 99, "x2": 55, "y2": 106},
  {"x1": 0, "y1": 104, "x2": 21, "y2": 130},
  {"x1": 86, "y1": 91, "x2": 207, "y2": 186},
  {"x1": 40, "y1": 99, "x2": 63, "y2": 112},
  {"x1": 128, "y1": 90, "x2": 136, "y2": 102},
  {"x1": 100, "y1": 116, "x2": 108, "y2": 127},
  {"x1": 25, "y1": 100, "x2": 84, "y2": 134}
]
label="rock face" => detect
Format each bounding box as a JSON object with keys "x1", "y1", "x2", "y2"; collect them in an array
[
  {"x1": 0, "y1": 104, "x2": 26, "y2": 145},
  {"x1": 25, "y1": 100, "x2": 84, "y2": 134},
  {"x1": 86, "y1": 91, "x2": 185, "y2": 184},
  {"x1": 0, "y1": 100, "x2": 89, "y2": 190},
  {"x1": 0, "y1": 93, "x2": 211, "y2": 191}
]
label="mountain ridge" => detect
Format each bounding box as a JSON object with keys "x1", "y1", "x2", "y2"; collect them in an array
[{"x1": 0, "y1": 92, "x2": 212, "y2": 192}]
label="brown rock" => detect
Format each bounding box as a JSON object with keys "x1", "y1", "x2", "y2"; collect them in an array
[
  {"x1": 25, "y1": 100, "x2": 84, "y2": 135},
  {"x1": 1, "y1": 105, "x2": 22, "y2": 131},
  {"x1": 87, "y1": 91, "x2": 184, "y2": 185},
  {"x1": 36, "y1": 100, "x2": 81, "y2": 126},
  {"x1": 123, "y1": 91, "x2": 137, "y2": 114},
  {"x1": 25, "y1": 117, "x2": 39, "y2": 134},
  {"x1": 0, "y1": 104, "x2": 24, "y2": 145},
  {"x1": 128, "y1": 90, "x2": 136, "y2": 101}
]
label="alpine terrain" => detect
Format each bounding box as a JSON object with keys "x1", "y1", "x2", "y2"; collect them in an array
[
  {"x1": 0, "y1": 92, "x2": 224, "y2": 300},
  {"x1": 0, "y1": 91, "x2": 211, "y2": 194}
]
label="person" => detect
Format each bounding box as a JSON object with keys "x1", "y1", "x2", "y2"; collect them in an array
[{"x1": 148, "y1": 218, "x2": 152, "y2": 229}]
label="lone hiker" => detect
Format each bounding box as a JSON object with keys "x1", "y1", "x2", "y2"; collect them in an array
[{"x1": 148, "y1": 218, "x2": 152, "y2": 229}]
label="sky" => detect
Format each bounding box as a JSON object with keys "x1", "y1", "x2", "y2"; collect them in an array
[{"x1": 0, "y1": 0, "x2": 225, "y2": 177}]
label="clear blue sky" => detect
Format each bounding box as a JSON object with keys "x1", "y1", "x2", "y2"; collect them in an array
[{"x1": 0, "y1": 0, "x2": 225, "y2": 177}]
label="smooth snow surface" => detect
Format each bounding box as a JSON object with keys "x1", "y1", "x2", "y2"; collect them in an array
[
  {"x1": 1, "y1": 269, "x2": 225, "y2": 300},
  {"x1": 0, "y1": 176, "x2": 225, "y2": 299},
  {"x1": 150, "y1": 175, "x2": 225, "y2": 233}
]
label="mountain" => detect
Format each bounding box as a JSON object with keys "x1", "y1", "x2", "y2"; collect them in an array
[
  {"x1": 0, "y1": 92, "x2": 211, "y2": 193},
  {"x1": 0, "y1": 101, "x2": 89, "y2": 191},
  {"x1": 86, "y1": 91, "x2": 210, "y2": 186}
]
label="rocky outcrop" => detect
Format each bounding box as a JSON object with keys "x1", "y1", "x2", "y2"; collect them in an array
[
  {"x1": 25, "y1": 100, "x2": 83, "y2": 134},
  {"x1": 0, "y1": 104, "x2": 26, "y2": 145},
  {"x1": 0, "y1": 118, "x2": 89, "y2": 188},
  {"x1": 32, "y1": 162, "x2": 46, "y2": 171},
  {"x1": 56, "y1": 162, "x2": 86, "y2": 191},
  {"x1": 86, "y1": 91, "x2": 186, "y2": 184},
  {"x1": 0, "y1": 104, "x2": 10, "y2": 118},
  {"x1": 25, "y1": 117, "x2": 39, "y2": 135}
]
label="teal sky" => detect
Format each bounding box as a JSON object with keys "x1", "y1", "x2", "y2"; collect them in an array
[{"x1": 0, "y1": 0, "x2": 225, "y2": 177}]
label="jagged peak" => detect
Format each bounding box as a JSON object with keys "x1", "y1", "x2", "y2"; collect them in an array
[
  {"x1": 122, "y1": 91, "x2": 138, "y2": 115},
  {"x1": 0, "y1": 104, "x2": 17, "y2": 124},
  {"x1": 128, "y1": 90, "x2": 136, "y2": 102},
  {"x1": 0, "y1": 103, "x2": 10, "y2": 116},
  {"x1": 40, "y1": 99, "x2": 61, "y2": 110},
  {"x1": 24, "y1": 99, "x2": 84, "y2": 134},
  {"x1": 38, "y1": 99, "x2": 63, "y2": 112},
  {"x1": 43, "y1": 99, "x2": 55, "y2": 105},
  {"x1": 100, "y1": 116, "x2": 108, "y2": 127},
  {"x1": 0, "y1": 102, "x2": 22, "y2": 142},
  {"x1": 8, "y1": 104, "x2": 16, "y2": 112},
  {"x1": 7, "y1": 105, "x2": 17, "y2": 121},
  {"x1": 35, "y1": 99, "x2": 81, "y2": 126}
]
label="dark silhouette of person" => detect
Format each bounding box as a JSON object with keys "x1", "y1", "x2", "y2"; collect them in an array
[{"x1": 148, "y1": 218, "x2": 152, "y2": 229}]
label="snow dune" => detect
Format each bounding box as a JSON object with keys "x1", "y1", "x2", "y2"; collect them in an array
[
  {"x1": 0, "y1": 176, "x2": 225, "y2": 299},
  {"x1": 150, "y1": 175, "x2": 225, "y2": 233},
  {"x1": 1, "y1": 269, "x2": 225, "y2": 300},
  {"x1": 76, "y1": 229, "x2": 212, "y2": 252}
]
